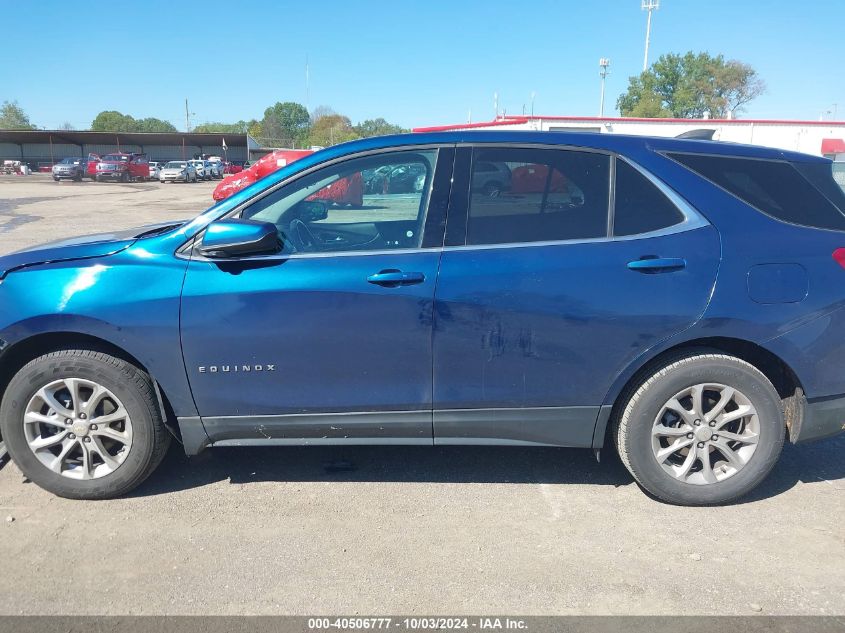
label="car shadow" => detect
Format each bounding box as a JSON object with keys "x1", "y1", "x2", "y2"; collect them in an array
[{"x1": 130, "y1": 434, "x2": 845, "y2": 503}]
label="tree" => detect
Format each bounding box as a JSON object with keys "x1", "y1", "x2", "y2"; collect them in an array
[
  {"x1": 310, "y1": 105, "x2": 336, "y2": 122},
  {"x1": 0, "y1": 100, "x2": 35, "y2": 129},
  {"x1": 354, "y1": 118, "x2": 409, "y2": 138},
  {"x1": 193, "y1": 120, "x2": 257, "y2": 134},
  {"x1": 135, "y1": 117, "x2": 177, "y2": 133},
  {"x1": 617, "y1": 52, "x2": 765, "y2": 119},
  {"x1": 91, "y1": 111, "x2": 177, "y2": 133},
  {"x1": 90, "y1": 110, "x2": 138, "y2": 132},
  {"x1": 59, "y1": 122, "x2": 75, "y2": 131},
  {"x1": 308, "y1": 114, "x2": 358, "y2": 147},
  {"x1": 259, "y1": 101, "x2": 311, "y2": 147}
]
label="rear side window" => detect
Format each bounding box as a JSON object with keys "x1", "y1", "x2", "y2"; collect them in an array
[
  {"x1": 466, "y1": 147, "x2": 610, "y2": 245},
  {"x1": 613, "y1": 160, "x2": 684, "y2": 236},
  {"x1": 668, "y1": 153, "x2": 845, "y2": 231}
]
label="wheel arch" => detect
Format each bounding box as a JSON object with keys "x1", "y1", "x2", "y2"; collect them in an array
[
  {"x1": 0, "y1": 331, "x2": 182, "y2": 443},
  {"x1": 595, "y1": 336, "x2": 805, "y2": 449}
]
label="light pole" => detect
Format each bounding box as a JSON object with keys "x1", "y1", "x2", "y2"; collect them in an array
[
  {"x1": 642, "y1": 0, "x2": 660, "y2": 72},
  {"x1": 599, "y1": 58, "x2": 610, "y2": 117}
]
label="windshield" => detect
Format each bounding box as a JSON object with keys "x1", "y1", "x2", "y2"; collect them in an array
[
  {"x1": 60, "y1": 157, "x2": 83, "y2": 165},
  {"x1": 103, "y1": 155, "x2": 129, "y2": 162},
  {"x1": 165, "y1": 162, "x2": 186, "y2": 169}
]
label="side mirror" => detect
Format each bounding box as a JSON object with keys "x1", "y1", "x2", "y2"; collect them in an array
[{"x1": 198, "y1": 219, "x2": 280, "y2": 258}]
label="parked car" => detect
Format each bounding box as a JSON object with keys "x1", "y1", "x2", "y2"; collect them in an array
[
  {"x1": 188, "y1": 159, "x2": 209, "y2": 181},
  {"x1": 223, "y1": 161, "x2": 244, "y2": 175},
  {"x1": 159, "y1": 161, "x2": 197, "y2": 183},
  {"x1": 213, "y1": 150, "x2": 315, "y2": 201},
  {"x1": 470, "y1": 160, "x2": 512, "y2": 197},
  {"x1": 148, "y1": 161, "x2": 163, "y2": 180},
  {"x1": 51, "y1": 157, "x2": 86, "y2": 181},
  {"x1": 206, "y1": 159, "x2": 224, "y2": 179},
  {"x1": 1, "y1": 131, "x2": 844, "y2": 504},
  {"x1": 85, "y1": 154, "x2": 101, "y2": 180},
  {"x1": 95, "y1": 152, "x2": 149, "y2": 182}
]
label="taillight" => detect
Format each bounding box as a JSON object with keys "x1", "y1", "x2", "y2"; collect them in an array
[{"x1": 833, "y1": 248, "x2": 845, "y2": 269}]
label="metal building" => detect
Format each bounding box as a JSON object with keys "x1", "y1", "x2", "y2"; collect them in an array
[{"x1": 0, "y1": 130, "x2": 259, "y2": 170}]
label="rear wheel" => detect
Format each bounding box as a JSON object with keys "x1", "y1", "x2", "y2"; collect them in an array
[
  {"x1": 615, "y1": 352, "x2": 785, "y2": 506},
  {"x1": 0, "y1": 350, "x2": 171, "y2": 499}
]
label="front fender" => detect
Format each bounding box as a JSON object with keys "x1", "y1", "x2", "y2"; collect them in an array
[{"x1": 0, "y1": 247, "x2": 197, "y2": 417}]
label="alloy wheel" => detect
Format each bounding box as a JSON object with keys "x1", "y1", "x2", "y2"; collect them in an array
[
  {"x1": 651, "y1": 383, "x2": 759, "y2": 485},
  {"x1": 23, "y1": 378, "x2": 133, "y2": 480}
]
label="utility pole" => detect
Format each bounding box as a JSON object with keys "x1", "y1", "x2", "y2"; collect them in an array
[
  {"x1": 530, "y1": 91, "x2": 536, "y2": 117},
  {"x1": 305, "y1": 54, "x2": 310, "y2": 112},
  {"x1": 185, "y1": 98, "x2": 191, "y2": 133},
  {"x1": 599, "y1": 58, "x2": 611, "y2": 116},
  {"x1": 494, "y1": 92, "x2": 499, "y2": 120},
  {"x1": 642, "y1": 0, "x2": 660, "y2": 72}
]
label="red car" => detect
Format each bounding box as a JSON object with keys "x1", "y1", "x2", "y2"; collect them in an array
[
  {"x1": 95, "y1": 152, "x2": 150, "y2": 182},
  {"x1": 213, "y1": 150, "x2": 314, "y2": 201},
  {"x1": 212, "y1": 150, "x2": 363, "y2": 206},
  {"x1": 86, "y1": 153, "x2": 100, "y2": 180},
  {"x1": 223, "y1": 162, "x2": 244, "y2": 175}
]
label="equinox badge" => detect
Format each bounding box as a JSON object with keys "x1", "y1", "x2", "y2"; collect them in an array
[{"x1": 198, "y1": 364, "x2": 276, "y2": 374}]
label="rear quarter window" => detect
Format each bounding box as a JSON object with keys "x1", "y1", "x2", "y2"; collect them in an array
[
  {"x1": 667, "y1": 152, "x2": 845, "y2": 231},
  {"x1": 613, "y1": 159, "x2": 684, "y2": 236}
]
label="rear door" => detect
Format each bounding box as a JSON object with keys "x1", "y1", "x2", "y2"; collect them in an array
[{"x1": 432, "y1": 145, "x2": 720, "y2": 446}]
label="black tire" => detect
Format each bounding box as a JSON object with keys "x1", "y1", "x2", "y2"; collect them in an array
[
  {"x1": 614, "y1": 351, "x2": 785, "y2": 506},
  {"x1": 0, "y1": 350, "x2": 171, "y2": 500}
]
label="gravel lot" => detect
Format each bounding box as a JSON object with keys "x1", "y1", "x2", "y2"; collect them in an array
[{"x1": 0, "y1": 174, "x2": 843, "y2": 616}]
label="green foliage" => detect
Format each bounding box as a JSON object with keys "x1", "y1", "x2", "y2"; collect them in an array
[
  {"x1": 354, "y1": 118, "x2": 409, "y2": 138},
  {"x1": 308, "y1": 114, "x2": 359, "y2": 147},
  {"x1": 193, "y1": 120, "x2": 257, "y2": 134},
  {"x1": 0, "y1": 100, "x2": 35, "y2": 129},
  {"x1": 259, "y1": 102, "x2": 312, "y2": 146},
  {"x1": 90, "y1": 111, "x2": 176, "y2": 133},
  {"x1": 192, "y1": 102, "x2": 409, "y2": 148},
  {"x1": 90, "y1": 110, "x2": 138, "y2": 132},
  {"x1": 135, "y1": 117, "x2": 177, "y2": 133},
  {"x1": 617, "y1": 52, "x2": 765, "y2": 118}
]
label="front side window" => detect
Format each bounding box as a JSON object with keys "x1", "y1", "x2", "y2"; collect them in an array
[
  {"x1": 466, "y1": 147, "x2": 610, "y2": 246},
  {"x1": 242, "y1": 149, "x2": 438, "y2": 255}
]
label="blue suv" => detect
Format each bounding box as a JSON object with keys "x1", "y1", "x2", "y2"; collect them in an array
[{"x1": 1, "y1": 131, "x2": 844, "y2": 505}]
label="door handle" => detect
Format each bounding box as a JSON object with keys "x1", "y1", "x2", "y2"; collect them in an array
[
  {"x1": 627, "y1": 257, "x2": 687, "y2": 273},
  {"x1": 367, "y1": 270, "x2": 426, "y2": 287}
]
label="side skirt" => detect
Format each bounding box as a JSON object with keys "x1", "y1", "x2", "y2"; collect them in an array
[{"x1": 177, "y1": 406, "x2": 603, "y2": 455}]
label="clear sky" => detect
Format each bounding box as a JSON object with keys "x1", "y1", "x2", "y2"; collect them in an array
[{"x1": 1, "y1": 0, "x2": 842, "y2": 130}]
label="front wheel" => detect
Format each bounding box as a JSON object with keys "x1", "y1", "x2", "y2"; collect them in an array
[
  {"x1": 0, "y1": 350, "x2": 171, "y2": 499},
  {"x1": 614, "y1": 352, "x2": 785, "y2": 506}
]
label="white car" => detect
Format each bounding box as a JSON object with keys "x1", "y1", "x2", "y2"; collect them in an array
[
  {"x1": 188, "y1": 159, "x2": 210, "y2": 181},
  {"x1": 148, "y1": 161, "x2": 163, "y2": 181},
  {"x1": 159, "y1": 161, "x2": 197, "y2": 183},
  {"x1": 207, "y1": 159, "x2": 224, "y2": 179}
]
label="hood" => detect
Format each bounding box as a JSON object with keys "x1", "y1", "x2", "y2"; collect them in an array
[{"x1": 0, "y1": 220, "x2": 185, "y2": 279}]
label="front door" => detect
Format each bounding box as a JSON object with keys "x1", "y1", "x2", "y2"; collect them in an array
[
  {"x1": 432, "y1": 146, "x2": 720, "y2": 446},
  {"x1": 180, "y1": 146, "x2": 453, "y2": 444}
]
